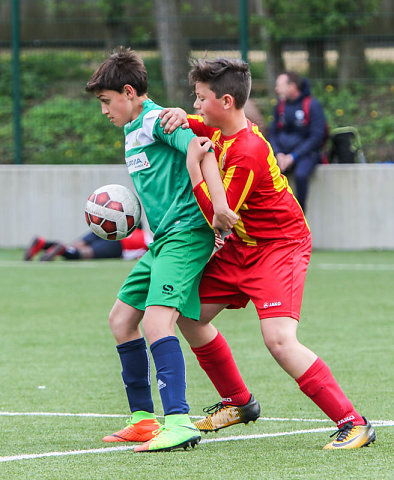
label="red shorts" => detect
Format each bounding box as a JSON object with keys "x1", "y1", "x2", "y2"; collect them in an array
[{"x1": 199, "y1": 233, "x2": 312, "y2": 320}]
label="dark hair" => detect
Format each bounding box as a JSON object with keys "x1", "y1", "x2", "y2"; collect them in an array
[
  {"x1": 189, "y1": 58, "x2": 251, "y2": 109},
  {"x1": 86, "y1": 47, "x2": 148, "y2": 95},
  {"x1": 284, "y1": 71, "x2": 303, "y2": 90}
]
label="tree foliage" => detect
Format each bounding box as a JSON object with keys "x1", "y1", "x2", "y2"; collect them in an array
[{"x1": 256, "y1": 0, "x2": 381, "y2": 40}]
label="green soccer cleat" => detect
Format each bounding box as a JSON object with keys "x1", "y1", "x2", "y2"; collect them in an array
[
  {"x1": 323, "y1": 417, "x2": 376, "y2": 450},
  {"x1": 194, "y1": 394, "x2": 261, "y2": 433},
  {"x1": 134, "y1": 414, "x2": 201, "y2": 452}
]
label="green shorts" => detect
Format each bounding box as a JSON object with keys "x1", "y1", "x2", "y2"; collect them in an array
[{"x1": 118, "y1": 227, "x2": 215, "y2": 320}]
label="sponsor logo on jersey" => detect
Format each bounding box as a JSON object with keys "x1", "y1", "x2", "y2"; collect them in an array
[
  {"x1": 263, "y1": 301, "x2": 282, "y2": 309},
  {"x1": 126, "y1": 152, "x2": 151, "y2": 173}
]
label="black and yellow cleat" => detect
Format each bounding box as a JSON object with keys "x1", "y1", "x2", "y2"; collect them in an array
[
  {"x1": 194, "y1": 394, "x2": 260, "y2": 433},
  {"x1": 323, "y1": 417, "x2": 376, "y2": 450}
]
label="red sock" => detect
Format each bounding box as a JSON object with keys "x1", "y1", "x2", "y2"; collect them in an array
[
  {"x1": 191, "y1": 331, "x2": 251, "y2": 406},
  {"x1": 296, "y1": 357, "x2": 365, "y2": 427}
]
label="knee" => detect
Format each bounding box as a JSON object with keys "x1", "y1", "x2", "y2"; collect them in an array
[
  {"x1": 108, "y1": 305, "x2": 133, "y2": 337},
  {"x1": 263, "y1": 333, "x2": 293, "y2": 361},
  {"x1": 264, "y1": 336, "x2": 283, "y2": 360},
  {"x1": 108, "y1": 307, "x2": 122, "y2": 334}
]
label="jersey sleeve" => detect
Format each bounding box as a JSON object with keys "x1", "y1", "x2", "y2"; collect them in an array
[
  {"x1": 152, "y1": 117, "x2": 196, "y2": 155},
  {"x1": 187, "y1": 115, "x2": 218, "y2": 138},
  {"x1": 193, "y1": 180, "x2": 214, "y2": 226},
  {"x1": 193, "y1": 149, "x2": 262, "y2": 227}
]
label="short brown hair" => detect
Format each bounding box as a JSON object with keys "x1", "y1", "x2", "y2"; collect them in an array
[
  {"x1": 284, "y1": 71, "x2": 303, "y2": 90},
  {"x1": 86, "y1": 47, "x2": 148, "y2": 95},
  {"x1": 189, "y1": 58, "x2": 251, "y2": 109}
]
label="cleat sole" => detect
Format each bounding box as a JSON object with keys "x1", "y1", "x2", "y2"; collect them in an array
[{"x1": 135, "y1": 436, "x2": 200, "y2": 453}]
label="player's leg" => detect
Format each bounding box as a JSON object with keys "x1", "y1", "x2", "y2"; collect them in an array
[
  {"x1": 260, "y1": 315, "x2": 375, "y2": 449},
  {"x1": 260, "y1": 316, "x2": 316, "y2": 378},
  {"x1": 293, "y1": 153, "x2": 319, "y2": 212},
  {"x1": 179, "y1": 308, "x2": 260, "y2": 433},
  {"x1": 103, "y1": 251, "x2": 160, "y2": 443},
  {"x1": 178, "y1": 241, "x2": 260, "y2": 433},
  {"x1": 24, "y1": 236, "x2": 55, "y2": 260},
  {"x1": 103, "y1": 298, "x2": 160, "y2": 443},
  {"x1": 62, "y1": 232, "x2": 122, "y2": 260},
  {"x1": 135, "y1": 228, "x2": 213, "y2": 452},
  {"x1": 254, "y1": 234, "x2": 375, "y2": 449}
]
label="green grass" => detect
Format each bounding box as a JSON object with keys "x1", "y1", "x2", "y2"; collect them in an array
[{"x1": 0, "y1": 249, "x2": 393, "y2": 479}]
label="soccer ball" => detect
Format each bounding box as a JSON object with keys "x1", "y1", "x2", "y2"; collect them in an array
[{"x1": 85, "y1": 184, "x2": 141, "y2": 240}]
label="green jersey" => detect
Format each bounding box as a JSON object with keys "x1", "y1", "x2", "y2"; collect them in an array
[{"x1": 124, "y1": 99, "x2": 209, "y2": 239}]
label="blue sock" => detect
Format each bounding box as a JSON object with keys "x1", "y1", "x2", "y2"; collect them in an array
[
  {"x1": 116, "y1": 338, "x2": 154, "y2": 414},
  {"x1": 150, "y1": 336, "x2": 189, "y2": 415}
]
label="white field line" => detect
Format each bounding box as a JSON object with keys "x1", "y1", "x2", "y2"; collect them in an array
[
  {"x1": 1, "y1": 260, "x2": 394, "y2": 271},
  {"x1": 1, "y1": 424, "x2": 392, "y2": 464},
  {"x1": 0, "y1": 411, "x2": 392, "y2": 427}
]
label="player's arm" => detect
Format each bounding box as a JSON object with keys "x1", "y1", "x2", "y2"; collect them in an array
[
  {"x1": 154, "y1": 119, "x2": 237, "y2": 231},
  {"x1": 159, "y1": 108, "x2": 211, "y2": 137},
  {"x1": 187, "y1": 137, "x2": 238, "y2": 232},
  {"x1": 159, "y1": 107, "x2": 189, "y2": 133},
  {"x1": 193, "y1": 152, "x2": 258, "y2": 226}
]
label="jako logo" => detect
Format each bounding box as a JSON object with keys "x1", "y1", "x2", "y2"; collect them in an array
[
  {"x1": 162, "y1": 284, "x2": 174, "y2": 294},
  {"x1": 337, "y1": 415, "x2": 355, "y2": 426},
  {"x1": 263, "y1": 301, "x2": 282, "y2": 309}
]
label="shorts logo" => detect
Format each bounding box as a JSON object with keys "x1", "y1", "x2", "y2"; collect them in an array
[
  {"x1": 263, "y1": 301, "x2": 282, "y2": 309},
  {"x1": 162, "y1": 284, "x2": 174, "y2": 295}
]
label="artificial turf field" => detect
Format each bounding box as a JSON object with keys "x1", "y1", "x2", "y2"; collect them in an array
[{"x1": 0, "y1": 249, "x2": 393, "y2": 479}]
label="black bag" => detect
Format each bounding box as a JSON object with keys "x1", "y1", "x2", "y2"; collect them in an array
[{"x1": 328, "y1": 127, "x2": 365, "y2": 164}]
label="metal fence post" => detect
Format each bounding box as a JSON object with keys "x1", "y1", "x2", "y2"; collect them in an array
[
  {"x1": 239, "y1": 0, "x2": 248, "y2": 63},
  {"x1": 12, "y1": 0, "x2": 22, "y2": 164}
]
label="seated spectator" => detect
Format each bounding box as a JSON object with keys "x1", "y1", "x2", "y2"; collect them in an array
[
  {"x1": 268, "y1": 71, "x2": 327, "y2": 212},
  {"x1": 24, "y1": 228, "x2": 152, "y2": 262}
]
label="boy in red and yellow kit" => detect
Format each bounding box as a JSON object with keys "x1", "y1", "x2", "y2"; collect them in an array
[{"x1": 161, "y1": 58, "x2": 375, "y2": 449}]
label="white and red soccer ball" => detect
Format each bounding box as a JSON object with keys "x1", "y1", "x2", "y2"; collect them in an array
[{"x1": 85, "y1": 184, "x2": 141, "y2": 240}]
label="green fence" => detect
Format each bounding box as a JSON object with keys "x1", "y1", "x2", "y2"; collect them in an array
[{"x1": 1, "y1": 0, "x2": 393, "y2": 165}]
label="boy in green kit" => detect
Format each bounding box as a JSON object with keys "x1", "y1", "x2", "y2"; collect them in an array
[{"x1": 86, "y1": 47, "x2": 237, "y2": 453}]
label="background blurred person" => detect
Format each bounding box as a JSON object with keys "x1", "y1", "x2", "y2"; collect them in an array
[
  {"x1": 268, "y1": 71, "x2": 327, "y2": 212},
  {"x1": 24, "y1": 228, "x2": 152, "y2": 261}
]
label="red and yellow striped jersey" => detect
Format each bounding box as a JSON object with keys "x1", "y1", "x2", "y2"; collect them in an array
[{"x1": 188, "y1": 115, "x2": 310, "y2": 245}]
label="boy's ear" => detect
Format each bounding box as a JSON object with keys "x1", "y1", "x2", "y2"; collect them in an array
[
  {"x1": 222, "y1": 94, "x2": 235, "y2": 109},
  {"x1": 123, "y1": 84, "x2": 136, "y2": 98}
]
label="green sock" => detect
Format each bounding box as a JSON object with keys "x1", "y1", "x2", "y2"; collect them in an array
[
  {"x1": 164, "y1": 413, "x2": 193, "y2": 427},
  {"x1": 131, "y1": 411, "x2": 156, "y2": 424}
]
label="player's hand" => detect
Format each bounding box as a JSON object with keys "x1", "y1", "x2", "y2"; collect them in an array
[
  {"x1": 212, "y1": 207, "x2": 238, "y2": 231},
  {"x1": 214, "y1": 230, "x2": 226, "y2": 249},
  {"x1": 276, "y1": 153, "x2": 294, "y2": 172},
  {"x1": 187, "y1": 137, "x2": 214, "y2": 163},
  {"x1": 159, "y1": 107, "x2": 189, "y2": 133}
]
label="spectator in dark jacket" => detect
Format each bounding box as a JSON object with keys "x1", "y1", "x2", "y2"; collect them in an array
[{"x1": 268, "y1": 72, "x2": 327, "y2": 212}]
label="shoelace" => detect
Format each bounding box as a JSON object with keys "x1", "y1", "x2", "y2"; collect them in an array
[
  {"x1": 203, "y1": 401, "x2": 228, "y2": 415},
  {"x1": 330, "y1": 421, "x2": 354, "y2": 440},
  {"x1": 152, "y1": 425, "x2": 167, "y2": 436},
  {"x1": 125, "y1": 417, "x2": 133, "y2": 428}
]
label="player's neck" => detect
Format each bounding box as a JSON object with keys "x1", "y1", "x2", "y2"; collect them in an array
[
  {"x1": 219, "y1": 110, "x2": 248, "y2": 136},
  {"x1": 131, "y1": 94, "x2": 149, "y2": 121}
]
